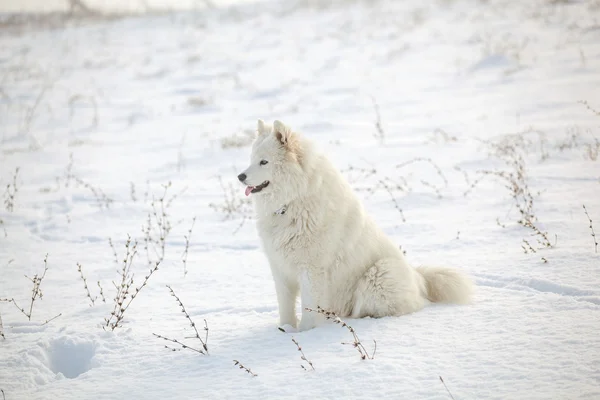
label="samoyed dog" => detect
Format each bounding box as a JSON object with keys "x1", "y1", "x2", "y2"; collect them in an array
[{"x1": 238, "y1": 119, "x2": 473, "y2": 331}]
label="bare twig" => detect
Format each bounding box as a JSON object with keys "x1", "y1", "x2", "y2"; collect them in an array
[
  {"x1": 233, "y1": 360, "x2": 257, "y2": 377},
  {"x1": 42, "y1": 313, "x2": 62, "y2": 325},
  {"x1": 168, "y1": 285, "x2": 208, "y2": 353},
  {"x1": 1, "y1": 254, "x2": 49, "y2": 321},
  {"x1": 583, "y1": 205, "x2": 598, "y2": 253},
  {"x1": 104, "y1": 236, "x2": 160, "y2": 330},
  {"x1": 108, "y1": 237, "x2": 119, "y2": 265},
  {"x1": 370, "y1": 96, "x2": 385, "y2": 144},
  {"x1": 97, "y1": 281, "x2": 106, "y2": 303},
  {"x1": 153, "y1": 333, "x2": 206, "y2": 355},
  {"x1": 579, "y1": 100, "x2": 600, "y2": 116},
  {"x1": 153, "y1": 285, "x2": 208, "y2": 355},
  {"x1": 77, "y1": 263, "x2": 96, "y2": 306},
  {"x1": 182, "y1": 217, "x2": 196, "y2": 277},
  {"x1": 292, "y1": 337, "x2": 315, "y2": 371},
  {"x1": 439, "y1": 376, "x2": 456, "y2": 400},
  {"x1": 3, "y1": 167, "x2": 19, "y2": 212}
]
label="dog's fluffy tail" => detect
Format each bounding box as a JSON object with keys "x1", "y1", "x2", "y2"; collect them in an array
[{"x1": 416, "y1": 266, "x2": 474, "y2": 304}]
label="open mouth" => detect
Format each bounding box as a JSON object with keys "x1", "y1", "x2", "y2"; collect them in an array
[{"x1": 245, "y1": 181, "x2": 269, "y2": 196}]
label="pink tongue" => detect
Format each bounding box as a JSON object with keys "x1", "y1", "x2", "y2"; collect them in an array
[{"x1": 245, "y1": 186, "x2": 254, "y2": 196}]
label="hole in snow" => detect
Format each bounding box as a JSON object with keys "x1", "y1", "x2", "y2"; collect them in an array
[{"x1": 48, "y1": 337, "x2": 96, "y2": 379}]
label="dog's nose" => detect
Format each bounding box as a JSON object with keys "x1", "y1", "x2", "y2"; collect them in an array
[{"x1": 237, "y1": 173, "x2": 247, "y2": 182}]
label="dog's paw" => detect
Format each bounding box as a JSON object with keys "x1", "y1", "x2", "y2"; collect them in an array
[{"x1": 278, "y1": 324, "x2": 298, "y2": 333}]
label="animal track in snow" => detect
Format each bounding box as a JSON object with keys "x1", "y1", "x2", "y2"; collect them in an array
[{"x1": 46, "y1": 336, "x2": 96, "y2": 379}]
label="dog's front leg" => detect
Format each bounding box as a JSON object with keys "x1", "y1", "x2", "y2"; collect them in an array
[
  {"x1": 272, "y1": 269, "x2": 299, "y2": 329},
  {"x1": 298, "y1": 269, "x2": 326, "y2": 331}
]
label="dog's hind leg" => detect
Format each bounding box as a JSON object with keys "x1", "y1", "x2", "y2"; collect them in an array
[{"x1": 351, "y1": 258, "x2": 427, "y2": 318}]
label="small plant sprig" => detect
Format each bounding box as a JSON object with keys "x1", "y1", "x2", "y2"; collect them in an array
[
  {"x1": 97, "y1": 281, "x2": 106, "y2": 303},
  {"x1": 233, "y1": 360, "x2": 257, "y2": 377},
  {"x1": 578, "y1": 100, "x2": 600, "y2": 116},
  {"x1": 104, "y1": 236, "x2": 160, "y2": 331},
  {"x1": 182, "y1": 217, "x2": 196, "y2": 277},
  {"x1": 73, "y1": 176, "x2": 113, "y2": 210},
  {"x1": 42, "y1": 313, "x2": 62, "y2": 325},
  {"x1": 305, "y1": 306, "x2": 376, "y2": 360},
  {"x1": 370, "y1": 96, "x2": 385, "y2": 144},
  {"x1": 153, "y1": 285, "x2": 208, "y2": 355},
  {"x1": 439, "y1": 376, "x2": 456, "y2": 400},
  {"x1": 379, "y1": 179, "x2": 406, "y2": 222},
  {"x1": 1, "y1": 254, "x2": 49, "y2": 321},
  {"x1": 583, "y1": 205, "x2": 598, "y2": 253},
  {"x1": 3, "y1": 167, "x2": 19, "y2": 212},
  {"x1": 292, "y1": 338, "x2": 315, "y2": 371},
  {"x1": 521, "y1": 239, "x2": 536, "y2": 254},
  {"x1": 0, "y1": 311, "x2": 5, "y2": 339},
  {"x1": 142, "y1": 182, "x2": 175, "y2": 266},
  {"x1": 77, "y1": 263, "x2": 96, "y2": 306}
]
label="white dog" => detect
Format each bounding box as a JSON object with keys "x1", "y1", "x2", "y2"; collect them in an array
[{"x1": 238, "y1": 119, "x2": 473, "y2": 331}]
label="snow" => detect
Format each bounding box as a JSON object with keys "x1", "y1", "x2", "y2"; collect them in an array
[{"x1": 1, "y1": 0, "x2": 599, "y2": 399}]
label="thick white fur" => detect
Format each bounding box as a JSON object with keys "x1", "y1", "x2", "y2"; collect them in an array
[{"x1": 240, "y1": 119, "x2": 474, "y2": 331}]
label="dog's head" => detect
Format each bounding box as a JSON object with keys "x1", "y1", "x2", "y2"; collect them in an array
[{"x1": 237, "y1": 119, "x2": 304, "y2": 198}]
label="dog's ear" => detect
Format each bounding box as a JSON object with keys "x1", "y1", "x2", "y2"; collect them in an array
[
  {"x1": 274, "y1": 120, "x2": 302, "y2": 164},
  {"x1": 273, "y1": 120, "x2": 293, "y2": 145},
  {"x1": 257, "y1": 119, "x2": 268, "y2": 136}
]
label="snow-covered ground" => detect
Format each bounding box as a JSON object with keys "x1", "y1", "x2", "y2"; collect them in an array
[{"x1": 1, "y1": 0, "x2": 599, "y2": 398}]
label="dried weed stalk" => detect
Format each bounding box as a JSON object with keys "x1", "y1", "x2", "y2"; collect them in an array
[
  {"x1": 182, "y1": 217, "x2": 196, "y2": 277},
  {"x1": 292, "y1": 337, "x2": 315, "y2": 371},
  {"x1": 583, "y1": 205, "x2": 598, "y2": 253},
  {"x1": 233, "y1": 360, "x2": 257, "y2": 377},
  {"x1": 153, "y1": 285, "x2": 208, "y2": 355},
  {"x1": 3, "y1": 167, "x2": 19, "y2": 212},
  {"x1": 0, "y1": 312, "x2": 5, "y2": 339},
  {"x1": 370, "y1": 96, "x2": 385, "y2": 144},
  {"x1": 77, "y1": 263, "x2": 96, "y2": 306},
  {"x1": 42, "y1": 313, "x2": 62, "y2": 325},
  {"x1": 104, "y1": 236, "x2": 160, "y2": 330},
  {"x1": 477, "y1": 136, "x2": 553, "y2": 249},
  {"x1": 305, "y1": 306, "x2": 376, "y2": 360},
  {"x1": 142, "y1": 182, "x2": 176, "y2": 266},
  {"x1": 97, "y1": 281, "x2": 106, "y2": 303},
  {"x1": 439, "y1": 376, "x2": 456, "y2": 400},
  {"x1": 0, "y1": 254, "x2": 49, "y2": 321}
]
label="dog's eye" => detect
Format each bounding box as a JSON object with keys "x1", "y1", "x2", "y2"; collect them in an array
[{"x1": 260, "y1": 160, "x2": 268, "y2": 166}]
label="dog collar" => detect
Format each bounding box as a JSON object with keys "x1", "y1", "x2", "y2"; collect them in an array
[{"x1": 274, "y1": 205, "x2": 287, "y2": 215}]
